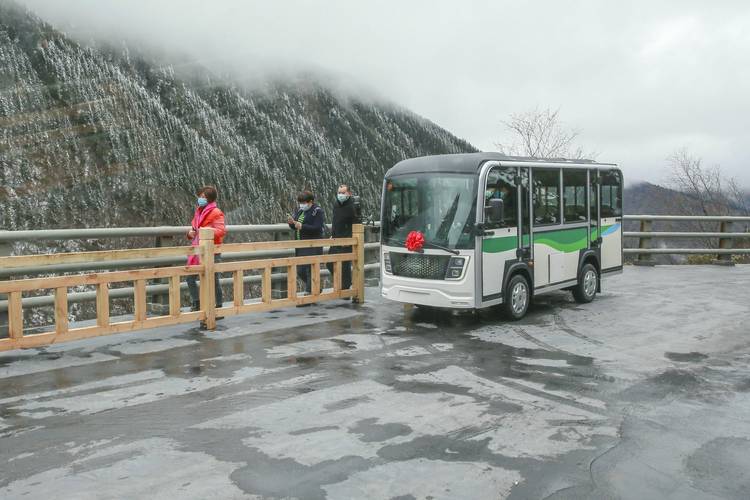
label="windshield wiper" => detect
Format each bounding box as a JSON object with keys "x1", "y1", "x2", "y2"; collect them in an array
[
  {"x1": 424, "y1": 240, "x2": 460, "y2": 255},
  {"x1": 386, "y1": 239, "x2": 460, "y2": 256}
]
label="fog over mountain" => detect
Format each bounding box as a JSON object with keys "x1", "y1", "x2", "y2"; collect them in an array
[
  {"x1": 15, "y1": 0, "x2": 750, "y2": 187},
  {"x1": 0, "y1": 1, "x2": 475, "y2": 238}
]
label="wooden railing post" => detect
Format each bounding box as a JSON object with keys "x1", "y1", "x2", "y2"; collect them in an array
[
  {"x1": 262, "y1": 265, "x2": 272, "y2": 304},
  {"x1": 149, "y1": 235, "x2": 172, "y2": 314},
  {"x1": 287, "y1": 264, "x2": 297, "y2": 300},
  {"x1": 233, "y1": 270, "x2": 244, "y2": 307},
  {"x1": 272, "y1": 229, "x2": 291, "y2": 299},
  {"x1": 97, "y1": 283, "x2": 110, "y2": 327},
  {"x1": 199, "y1": 228, "x2": 216, "y2": 329},
  {"x1": 8, "y1": 291, "x2": 23, "y2": 341},
  {"x1": 0, "y1": 241, "x2": 11, "y2": 338},
  {"x1": 168, "y1": 276, "x2": 180, "y2": 316},
  {"x1": 134, "y1": 279, "x2": 147, "y2": 323},
  {"x1": 634, "y1": 219, "x2": 654, "y2": 266},
  {"x1": 54, "y1": 287, "x2": 68, "y2": 335},
  {"x1": 353, "y1": 223, "x2": 365, "y2": 303},
  {"x1": 714, "y1": 221, "x2": 734, "y2": 266},
  {"x1": 311, "y1": 262, "x2": 321, "y2": 296}
]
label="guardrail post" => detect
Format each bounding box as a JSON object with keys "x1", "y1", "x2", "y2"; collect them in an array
[
  {"x1": 0, "y1": 241, "x2": 11, "y2": 337},
  {"x1": 199, "y1": 228, "x2": 216, "y2": 329},
  {"x1": 713, "y1": 221, "x2": 734, "y2": 266},
  {"x1": 634, "y1": 219, "x2": 655, "y2": 266},
  {"x1": 353, "y1": 223, "x2": 365, "y2": 303}
]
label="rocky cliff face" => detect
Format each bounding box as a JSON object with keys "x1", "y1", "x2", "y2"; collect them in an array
[{"x1": 0, "y1": 1, "x2": 475, "y2": 238}]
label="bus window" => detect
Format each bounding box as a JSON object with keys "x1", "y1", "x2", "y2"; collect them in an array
[
  {"x1": 484, "y1": 167, "x2": 517, "y2": 229},
  {"x1": 533, "y1": 168, "x2": 560, "y2": 225},
  {"x1": 601, "y1": 170, "x2": 622, "y2": 218},
  {"x1": 563, "y1": 169, "x2": 587, "y2": 223}
]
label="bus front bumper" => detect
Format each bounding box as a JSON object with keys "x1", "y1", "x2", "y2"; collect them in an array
[{"x1": 380, "y1": 282, "x2": 475, "y2": 309}]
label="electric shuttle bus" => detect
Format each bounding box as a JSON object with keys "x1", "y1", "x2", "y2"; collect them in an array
[{"x1": 380, "y1": 153, "x2": 623, "y2": 320}]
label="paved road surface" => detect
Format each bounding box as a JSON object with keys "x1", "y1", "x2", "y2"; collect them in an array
[{"x1": 1, "y1": 266, "x2": 749, "y2": 499}]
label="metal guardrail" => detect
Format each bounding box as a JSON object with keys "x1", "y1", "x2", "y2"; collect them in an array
[
  {"x1": 622, "y1": 215, "x2": 750, "y2": 264},
  {"x1": 1, "y1": 214, "x2": 747, "y2": 317},
  {"x1": 0, "y1": 222, "x2": 380, "y2": 242},
  {"x1": 622, "y1": 215, "x2": 750, "y2": 222},
  {"x1": 0, "y1": 243, "x2": 381, "y2": 278}
]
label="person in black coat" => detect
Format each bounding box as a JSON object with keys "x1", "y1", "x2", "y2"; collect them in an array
[
  {"x1": 287, "y1": 190, "x2": 325, "y2": 294},
  {"x1": 327, "y1": 184, "x2": 357, "y2": 289}
]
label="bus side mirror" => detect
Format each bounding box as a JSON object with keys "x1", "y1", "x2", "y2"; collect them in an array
[{"x1": 489, "y1": 198, "x2": 504, "y2": 223}]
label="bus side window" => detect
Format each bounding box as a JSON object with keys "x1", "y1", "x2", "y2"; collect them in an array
[
  {"x1": 484, "y1": 167, "x2": 517, "y2": 229},
  {"x1": 601, "y1": 170, "x2": 622, "y2": 218},
  {"x1": 563, "y1": 169, "x2": 587, "y2": 223},
  {"x1": 533, "y1": 168, "x2": 560, "y2": 225}
]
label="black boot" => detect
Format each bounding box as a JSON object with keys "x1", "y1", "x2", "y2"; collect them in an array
[{"x1": 190, "y1": 301, "x2": 200, "y2": 312}]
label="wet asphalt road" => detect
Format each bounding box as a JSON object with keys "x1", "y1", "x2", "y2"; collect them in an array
[{"x1": 1, "y1": 265, "x2": 749, "y2": 499}]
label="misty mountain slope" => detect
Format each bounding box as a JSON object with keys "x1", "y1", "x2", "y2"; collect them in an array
[{"x1": 0, "y1": 1, "x2": 476, "y2": 236}]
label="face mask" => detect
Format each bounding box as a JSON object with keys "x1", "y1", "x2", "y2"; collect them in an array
[
  {"x1": 337, "y1": 193, "x2": 350, "y2": 203},
  {"x1": 197, "y1": 197, "x2": 208, "y2": 207},
  {"x1": 299, "y1": 203, "x2": 310, "y2": 211}
]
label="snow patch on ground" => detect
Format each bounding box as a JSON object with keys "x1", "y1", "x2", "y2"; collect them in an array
[
  {"x1": 324, "y1": 458, "x2": 521, "y2": 500},
  {"x1": 0, "y1": 438, "x2": 254, "y2": 500},
  {"x1": 398, "y1": 366, "x2": 615, "y2": 458}
]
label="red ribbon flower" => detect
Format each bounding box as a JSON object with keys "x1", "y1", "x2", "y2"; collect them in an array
[{"x1": 405, "y1": 230, "x2": 425, "y2": 252}]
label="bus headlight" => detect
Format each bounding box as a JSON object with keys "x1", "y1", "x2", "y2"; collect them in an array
[
  {"x1": 383, "y1": 252, "x2": 392, "y2": 274},
  {"x1": 445, "y1": 256, "x2": 466, "y2": 280}
]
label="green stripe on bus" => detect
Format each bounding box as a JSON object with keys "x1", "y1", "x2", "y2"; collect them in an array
[{"x1": 482, "y1": 225, "x2": 613, "y2": 254}]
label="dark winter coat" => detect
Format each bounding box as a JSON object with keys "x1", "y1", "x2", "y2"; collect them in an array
[
  {"x1": 331, "y1": 197, "x2": 356, "y2": 238},
  {"x1": 289, "y1": 204, "x2": 325, "y2": 256}
]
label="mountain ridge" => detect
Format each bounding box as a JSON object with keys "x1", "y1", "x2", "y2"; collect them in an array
[{"x1": 0, "y1": 0, "x2": 476, "y2": 239}]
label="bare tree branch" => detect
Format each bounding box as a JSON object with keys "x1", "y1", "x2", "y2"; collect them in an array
[
  {"x1": 666, "y1": 147, "x2": 750, "y2": 249},
  {"x1": 495, "y1": 107, "x2": 594, "y2": 160}
]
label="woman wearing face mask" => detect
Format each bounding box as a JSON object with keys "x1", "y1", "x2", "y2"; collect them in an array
[
  {"x1": 186, "y1": 186, "x2": 226, "y2": 313},
  {"x1": 287, "y1": 190, "x2": 325, "y2": 296}
]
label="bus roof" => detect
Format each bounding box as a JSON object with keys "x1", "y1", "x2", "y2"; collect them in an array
[{"x1": 385, "y1": 153, "x2": 619, "y2": 177}]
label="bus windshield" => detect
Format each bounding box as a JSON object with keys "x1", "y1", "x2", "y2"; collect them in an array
[{"x1": 382, "y1": 173, "x2": 477, "y2": 250}]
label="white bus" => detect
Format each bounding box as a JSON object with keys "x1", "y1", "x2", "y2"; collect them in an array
[{"x1": 380, "y1": 153, "x2": 623, "y2": 320}]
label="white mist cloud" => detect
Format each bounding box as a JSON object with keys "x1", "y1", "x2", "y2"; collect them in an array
[{"x1": 16, "y1": 0, "x2": 750, "y2": 187}]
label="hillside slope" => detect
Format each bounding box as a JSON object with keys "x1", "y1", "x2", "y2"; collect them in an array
[{"x1": 0, "y1": 1, "x2": 476, "y2": 235}]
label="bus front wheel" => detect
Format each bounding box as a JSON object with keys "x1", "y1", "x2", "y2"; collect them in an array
[
  {"x1": 503, "y1": 274, "x2": 530, "y2": 320},
  {"x1": 572, "y1": 263, "x2": 598, "y2": 303}
]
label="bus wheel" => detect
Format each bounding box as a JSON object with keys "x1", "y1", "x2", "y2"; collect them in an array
[
  {"x1": 503, "y1": 274, "x2": 530, "y2": 320},
  {"x1": 573, "y1": 263, "x2": 598, "y2": 303}
]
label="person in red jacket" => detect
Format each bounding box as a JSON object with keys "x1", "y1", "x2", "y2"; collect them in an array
[{"x1": 186, "y1": 186, "x2": 226, "y2": 311}]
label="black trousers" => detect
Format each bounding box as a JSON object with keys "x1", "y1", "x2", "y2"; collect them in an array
[
  {"x1": 187, "y1": 255, "x2": 223, "y2": 307},
  {"x1": 326, "y1": 245, "x2": 352, "y2": 289}
]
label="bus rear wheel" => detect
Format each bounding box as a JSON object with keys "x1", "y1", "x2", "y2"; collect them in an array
[
  {"x1": 503, "y1": 274, "x2": 530, "y2": 320},
  {"x1": 572, "y1": 263, "x2": 598, "y2": 303}
]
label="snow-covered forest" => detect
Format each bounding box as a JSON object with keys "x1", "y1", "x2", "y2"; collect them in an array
[{"x1": 0, "y1": 2, "x2": 475, "y2": 239}]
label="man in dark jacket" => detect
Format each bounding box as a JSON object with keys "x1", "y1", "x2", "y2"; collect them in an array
[
  {"x1": 287, "y1": 190, "x2": 325, "y2": 294},
  {"x1": 327, "y1": 184, "x2": 357, "y2": 289}
]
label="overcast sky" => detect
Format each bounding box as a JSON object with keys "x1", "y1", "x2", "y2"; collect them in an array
[{"x1": 19, "y1": 0, "x2": 750, "y2": 187}]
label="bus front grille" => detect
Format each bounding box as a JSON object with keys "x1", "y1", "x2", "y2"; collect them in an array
[{"x1": 389, "y1": 252, "x2": 450, "y2": 280}]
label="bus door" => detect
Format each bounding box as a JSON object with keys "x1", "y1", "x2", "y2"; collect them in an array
[
  {"x1": 518, "y1": 167, "x2": 532, "y2": 263},
  {"x1": 480, "y1": 165, "x2": 520, "y2": 300},
  {"x1": 531, "y1": 168, "x2": 562, "y2": 287},
  {"x1": 599, "y1": 169, "x2": 623, "y2": 269},
  {"x1": 590, "y1": 170, "x2": 600, "y2": 248}
]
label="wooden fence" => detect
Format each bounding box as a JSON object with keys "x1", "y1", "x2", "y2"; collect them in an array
[{"x1": 0, "y1": 225, "x2": 366, "y2": 352}]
